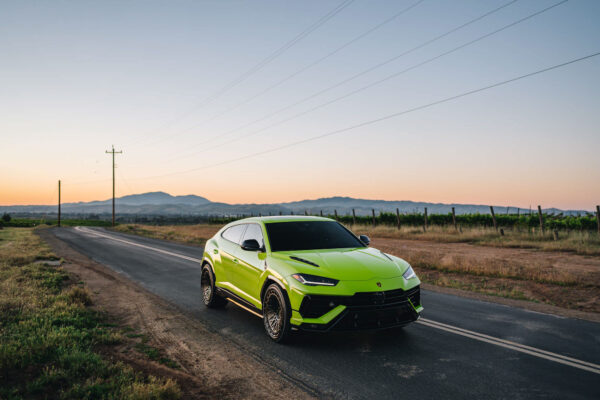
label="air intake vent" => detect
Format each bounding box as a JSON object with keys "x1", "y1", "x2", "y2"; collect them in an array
[{"x1": 290, "y1": 256, "x2": 319, "y2": 268}]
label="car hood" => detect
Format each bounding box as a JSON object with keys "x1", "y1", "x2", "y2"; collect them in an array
[{"x1": 272, "y1": 247, "x2": 406, "y2": 281}]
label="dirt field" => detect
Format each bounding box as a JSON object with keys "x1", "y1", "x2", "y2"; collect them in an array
[
  {"x1": 372, "y1": 238, "x2": 600, "y2": 316},
  {"x1": 38, "y1": 229, "x2": 312, "y2": 400}
]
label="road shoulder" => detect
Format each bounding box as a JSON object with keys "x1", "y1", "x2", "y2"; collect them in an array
[{"x1": 37, "y1": 228, "x2": 313, "y2": 400}]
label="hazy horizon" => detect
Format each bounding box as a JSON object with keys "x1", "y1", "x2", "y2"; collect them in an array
[
  {"x1": 1, "y1": 190, "x2": 594, "y2": 212},
  {"x1": 2, "y1": 0, "x2": 599, "y2": 209}
]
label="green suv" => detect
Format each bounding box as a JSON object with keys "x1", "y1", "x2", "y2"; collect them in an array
[{"x1": 200, "y1": 216, "x2": 422, "y2": 342}]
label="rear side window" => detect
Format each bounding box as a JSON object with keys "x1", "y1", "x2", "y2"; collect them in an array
[
  {"x1": 221, "y1": 224, "x2": 247, "y2": 244},
  {"x1": 241, "y1": 224, "x2": 264, "y2": 249}
]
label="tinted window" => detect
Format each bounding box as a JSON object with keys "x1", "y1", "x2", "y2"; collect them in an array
[
  {"x1": 221, "y1": 224, "x2": 246, "y2": 244},
  {"x1": 265, "y1": 221, "x2": 365, "y2": 252},
  {"x1": 241, "y1": 224, "x2": 264, "y2": 249}
]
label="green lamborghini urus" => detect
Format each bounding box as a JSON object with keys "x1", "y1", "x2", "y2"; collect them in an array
[{"x1": 200, "y1": 216, "x2": 423, "y2": 342}]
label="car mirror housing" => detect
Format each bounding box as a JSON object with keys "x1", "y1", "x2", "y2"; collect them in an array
[
  {"x1": 359, "y1": 235, "x2": 370, "y2": 246},
  {"x1": 241, "y1": 239, "x2": 262, "y2": 251}
]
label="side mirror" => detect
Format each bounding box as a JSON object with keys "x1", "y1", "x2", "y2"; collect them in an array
[
  {"x1": 241, "y1": 239, "x2": 262, "y2": 251},
  {"x1": 359, "y1": 235, "x2": 370, "y2": 246}
]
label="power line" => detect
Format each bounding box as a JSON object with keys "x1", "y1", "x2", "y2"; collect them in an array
[
  {"x1": 130, "y1": 51, "x2": 600, "y2": 181},
  {"x1": 139, "y1": 0, "x2": 426, "y2": 149},
  {"x1": 166, "y1": 0, "x2": 559, "y2": 164},
  {"x1": 164, "y1": 0, "x2": 521, "y2": 160},
  {"x1": 128, "y1": 0, "x2": 354, "y2": 146}
]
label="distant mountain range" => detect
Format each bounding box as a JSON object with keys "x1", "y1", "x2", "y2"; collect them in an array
[{"x1": 0, "y1": 191, "x2": 591, "y2": 216}]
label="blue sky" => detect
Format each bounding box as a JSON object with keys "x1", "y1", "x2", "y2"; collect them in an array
[{"x1": 1, "y1": 0, "x2": 599, "y2": 209}]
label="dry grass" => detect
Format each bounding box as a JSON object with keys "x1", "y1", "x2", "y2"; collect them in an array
[
  {"x1": 114, "y1": 222, "x2": 600, "y2": 255},
  {"x1": 375, "y1": 240, "x2": 600, "y2": 313},
  {"x1": 113, "y1": 224, "x2": 220, "y2": 246},
  {"x1": 350, "y1": 224, "x2": 600, "y2": 256},
  {"x1": 0, "y1": 227, "x2": 56, "y2": 265}
]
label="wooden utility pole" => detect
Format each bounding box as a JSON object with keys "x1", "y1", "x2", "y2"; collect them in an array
[
  {"x1": 596, "y1": 205, "x2": 599, "y2": 236},
  {"x1": 396, "y1": 208, "x2": 401, "y2": 230},
  {"x1": 490, "y1": 206, "x2": 498, "y2": 231},
  {"x1": 371, "y1": 209, "x2": 376, "y2": 227},
  {"x1": 334, "y1": 210, "x2": 338, "y2": 221},
  {"x1": 452, "y1": 207, "x2": 457, "y2": 231},
  {"x1": 424, "y1": 207, "x2": 428, "y2": 231},
  {"x1": 537, "y1": 205, "x2": 544, "y2": 234},
  {"x1": 58, "y1": 180, "x2": 61, "y2": 227},
  {"x1": 320, "y1": 210, "x2": 323, "y2": 217},
  {"x1": 304, "y1": 210, "x2": 308, "y2": 216},
  {"x1": 105, "y1": 145, "x2": 122, "y2": 227},
  {"x1": 352, "y1": 209, "x2": 356, "y2": 225}
]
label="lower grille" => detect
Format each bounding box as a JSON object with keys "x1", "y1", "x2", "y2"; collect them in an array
[
  {"x1": 299, "y1": 286, "x2": 420, "y2": 319},
  {"x1": 333, "y1": 302, "x2": 417, "y2": 331}
]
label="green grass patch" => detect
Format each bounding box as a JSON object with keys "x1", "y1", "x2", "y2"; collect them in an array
[{"x1": 0, "y1": 228, "x2": 181, "y2": 399}]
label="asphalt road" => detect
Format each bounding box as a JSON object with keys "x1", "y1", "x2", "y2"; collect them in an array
[{"x1": 50, "y1": 227, "x2": 600, "y2": 399}]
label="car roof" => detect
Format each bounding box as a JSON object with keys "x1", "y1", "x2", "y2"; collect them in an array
[{"x1": 230, "y1": 215, "x2": 334, "y2": 224}]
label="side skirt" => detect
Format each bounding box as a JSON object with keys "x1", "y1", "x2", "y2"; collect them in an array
[{"x1": 215, "y1": 287, "x2": 263, "y2": 318}]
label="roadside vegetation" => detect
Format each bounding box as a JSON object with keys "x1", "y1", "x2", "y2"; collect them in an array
[
  {"x1": 114, "y1": 220, "x2": 600, "y2": 256},
  {"x1": 352, "y1": 224, "x2": 600, "y2": 256},
  {"x1": 112, "y1": 224, "x2": 218, "y2": 246},
  {"x1": 0, "y1": 228, "x2": 181, "y2": 399}
]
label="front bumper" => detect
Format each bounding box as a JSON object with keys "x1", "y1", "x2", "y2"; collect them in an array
[{"x1": 294, "y1": 286, "x2": 422, "y2": 332}]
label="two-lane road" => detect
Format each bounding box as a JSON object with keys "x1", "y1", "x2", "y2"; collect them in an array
[{"x1": 50, "y1": 227, "x2": 600, "y2": 399}]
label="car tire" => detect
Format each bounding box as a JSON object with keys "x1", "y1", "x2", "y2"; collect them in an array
[
  {"x1": 262, "y1": 283, "x2": 292, "y2": 343},
  {"x1": 201, "y1": 264, "x2": 227, "y2": 308}
]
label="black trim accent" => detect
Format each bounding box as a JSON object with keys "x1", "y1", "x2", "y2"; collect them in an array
[
  {"x1": 299, "y1": 299, "x2": 419, "y2": 332},
  {"x1": 215, "y1": 287, "x2": 263, "y2": 316},
  {"x1": 289, "y1": 256, "x2": 320, "y2": 267},
  {"x1": 299, "y1": 286, "x2": 421, "y2": 319}
]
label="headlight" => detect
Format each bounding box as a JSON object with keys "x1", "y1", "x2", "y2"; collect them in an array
[
  {"x1": 292, "y1": 273, "x2": 339, "y2": 286},
  {"x1": 403, "y1": 265, "x2": 416, "y2": 280}
]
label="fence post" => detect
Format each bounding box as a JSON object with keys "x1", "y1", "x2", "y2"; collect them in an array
[
  {"x1": 452, "y1": 207, "x2": 457, "y2": 231},
  {"x1": 396, "y1": 208, "x2": 401, "y2": 230},
  {"x1": 371, "y1": 209, "x2": 376, "y2": 227},
  {"x1": 537, "y1": 205, "x2": 544, "y2": 235},
  {"x1": 352, "y1": 209, "x2": 356, "y2": 225},
  {"x1": 424, "y1": 207, "x2": 428, "y2": 231},
  {"x1": 596, "y1": 205, "x2": 600, "y2": 235},
  {"x1": 334, "y1": 209, "x2": 338, "y2": 221},
  {"x1": 489, "y1": 206, "x2": 498, "y2": 232}
]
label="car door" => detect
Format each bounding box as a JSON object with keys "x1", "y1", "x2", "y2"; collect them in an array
[
  {"x1": 233, "y1": 223, "x2": 266, "y2": 308},
  {"x1": 218, "y1": 224, "x2": 247, "y2": 290}
]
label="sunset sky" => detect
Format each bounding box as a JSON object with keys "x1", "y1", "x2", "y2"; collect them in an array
[{"x1": 1, "y1": 0, "x2": 599, "y2": 210}]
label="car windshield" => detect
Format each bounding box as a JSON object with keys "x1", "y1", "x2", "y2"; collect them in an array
[{"x1": 265, "y1": 221, "x2": 365, "y2": 252}]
